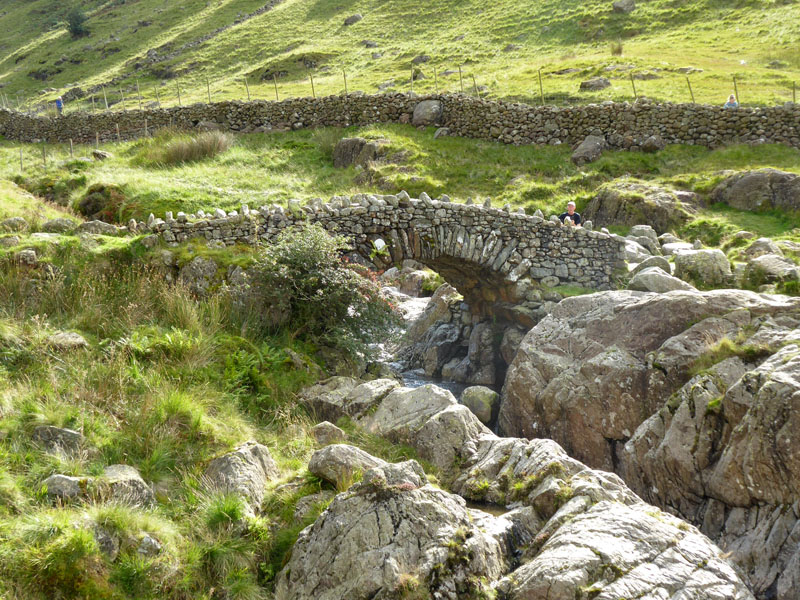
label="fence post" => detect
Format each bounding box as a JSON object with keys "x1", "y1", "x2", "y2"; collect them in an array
[
  {"x1": 410, "y1": 66, "x2": 414, "y2": 95},
  {"x1": 144, "y1": 118, "x2": 148, "y2": 137},
  {"x1": 310, "y1": 73, "x2": 316, "y2": 98},
  {"x1": 732, "y1": 75, "x2": 740, "y2": 104},
  {"x1": 434, "y1": 66, "x2": 438, "y2": 94},
  {"x1": 206, "y1": 77, "x2": 212, "y2": 103},
  {"x1": 538, "y1": 68, "x2": 545, "y2": 106},
  {"x1": 116, "y1": 123, "x2": 121, "y2": 143},
  {"x1": 19, "y1": 147, "x2": 23, "y2": 172},
  {"x1": 42, "y1": 145, "x2": 46, "y2": 168},
  {"x1": 343, "y1": 70, "x2": 348, "y2": 95},
  {"x1": 176, "y1": 81, "x2": 182, "y2": 106},
  {"x1": 120, "y1": 88, "x2": 127, "y2": 111},
  {"x1": 69, "y1": 139, "x2": 73, "y2": 157},
  {"x1": 91, "y1": 95, "x2": 96, "y2": 113},
  {"x1": 273, "y1": 74, "x2": 279, "y2": 102},
  {"x1": 472, "y1": 74, "x2": 479, "y2": 96},
  {"x1": 686, "y1": 77, "x2": 695, "y2": 103},
  {"x1": 155, "y1": 85, "x2": 161, "y2": 108},
  {"x1": 630, "y1": 73, "x2": 638, "y2": 100},
  {"x1": 136, "y1": 79, "x2": 142, "y2": 110},
  {"x1": 96, "y1": 132, "x2": 99, "y2": 148},
  {"x1": 458, "y1": 66, "x2": 464, "y2": 93},
  {"x1": 245, "y1": 77, "x2": 251, "y2": 101},
  {"x1": 102, "y1": 85, "x2": 109, "y2": 110}
]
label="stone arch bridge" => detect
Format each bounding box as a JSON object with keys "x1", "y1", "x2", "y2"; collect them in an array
[{"x1": 151, "y1": 192, "x2": 626, "y2": 320}]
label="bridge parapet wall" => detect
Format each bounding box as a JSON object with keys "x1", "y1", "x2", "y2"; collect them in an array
[
  {"x1": 149, "y1": 193, "x2": 626, "y2": 310},
  {"x1": 2, "y1": 94, "x2": 799, "y2": 149}
]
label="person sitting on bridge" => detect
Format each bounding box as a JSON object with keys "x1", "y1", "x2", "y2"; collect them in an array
[{"x1": 558, "y1": 201, "x2": 582, "y2": 227}]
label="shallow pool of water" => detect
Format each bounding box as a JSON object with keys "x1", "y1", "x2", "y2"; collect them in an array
[{"x1": 399, "y1": 368, "x2": 469, "y2": 399}]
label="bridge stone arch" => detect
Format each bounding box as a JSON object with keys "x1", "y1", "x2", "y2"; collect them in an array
[{"x1": 153, "y1": 192, "x2": 626, "y2": 322}]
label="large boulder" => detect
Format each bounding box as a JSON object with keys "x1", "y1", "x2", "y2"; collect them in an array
[
  {"x1": 412, "y1": 100, "x2": 443, "y2": 126},
  {"x1": 41, "y1": 218, "x2": 77, "y2": 233},
  {"x1": 204, "y1": 441, "x2": 279, "y2": 511},
  {"x1": 743, "y1": 237, "x2": 784, "y2": 259},
  {"x1": 275, "y1": 462, "x2": 513, "y2": 600},
  {"x1": 712, "y1": 169, "x2": 800, "y2": 212},
  {"x1": 628, "y1": 266, "x2": 697, "y2": 293},
  {"x1": 461, "y1": 386, "x2": 500, "y2": 425},
  {"x1": 612, "y1": 0, "x2": 636, "y2": 13},
  {"x1": 674, "y1": 248, "x2": 732, "y2": 288},
  {"x1": 32, "y1": 425, "x2": 85, "y2": 456},
  {"x1": 332, "y1": 137, "x2": 386, "y2": 168},
  {"x1": 44, "y1": 474, "x2": 89, "y2": 501},
  {"x1": 621, "y1": 340, "x2": 800, "y2": 598},
  {"x1": 744, "y1": 253, "x2": 800, "y2": 285},
  {"x1": 579, "y1": 77, "x2": 611, "y2": 91},
  {"x1": 583, "y1": 181, "x2": 697, "y2": 234},
  {"x1": 571, "y1": 135, "x2": 606, "y2": 165},
  {"x1": 499, "y1": 289, "x2": 800, "y2": 471},
  {"x1": 308, "y1": 444, "x2": 387, "y2": 487},
  {"x1": 179, "y1": 256, "x2": 218, "y2": 296},
  {"x1": 299, "y1": 377, "x2": 400, "y2": 422}
]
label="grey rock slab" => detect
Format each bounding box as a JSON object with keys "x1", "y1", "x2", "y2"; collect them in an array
[
  {"x1": 412, "y1": 100, "x2": 443, "y2": 126},
  {"x1": 461, "y1": 385, "x2": 500, "y2": 425},
  {"x1": 311, "y1": 421, "x2": 346, "y2": 446},
  {"x1": 205, "y1": 441, "x2": 279, "y2": 511},
  {"x1": 102, "y1": 464, "x2": 154, "y2": 506},
  {"x1": 628, "y1": 266, "x2": 697, "y2": 293},
  {"x1": 308, "y1": 444, "x2": 387, "y2": 488}
]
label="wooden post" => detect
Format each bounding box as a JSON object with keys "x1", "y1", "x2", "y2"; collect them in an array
[
  {"x1": 206, "y1": 76, "x2": 212, "y2": 103},
  {"x1": 95, "y1": 132, "x2": 99, "y2": 148},
  {"x1": 120, "y1": 88, "x2": 126, "y2": 111},
  {"x1": 538, "y1": 68, "x2": 545, "y2": 105},
  {"x1": 732, "y1": 75, "x2": 740, "y2": 104},
  {"x1": 136, "y1": 79, "x2": 142, "y2": 110},
  {"x1": 19, "y1": 147, "x2": 23, "y2": 172},
  {"x1": 630, "y1": 73, "x2": 638, "y2": 100},
  {"x1": 310, "y1": 73, "x2": 316, "y2": 98},
  {"x1": 102, "y1": 85, "x2": 109, "y2": 110},
  {"x1": 244, "y1": 77, "x2": 251, "y2": 101},
  {"x1": 91, "y1": 95, "x2": 96, "y2": 113},
  {"x1": 472, "y1": 74, "x2": 479, "y2": 96},
  {"x1": 273, "y1": 74, "x2": 279, "y2": 101},
  {"x1": 42, "y1": 145, "x2": 46, "y2": 167},
  {"x1": 410, "y1": 66, "x2": 414, "y2": 95},
  {"x1": 69, "y1": 139, "x2": 73, "y2": 157},
  {"x1": 686, "y1": 77, "x2": 695, "y2": 103},
  {"x1": 434, "y1": 66, "x2": 438, "y2": 94},
  {"x1": 155, "y1": 85, "x2": 161, "y2": 108},
  {"x1": 176, "y1": 81, "x2": 182, "y2": 106},
  {"x1": 458, "y1": 66, "x2": 464, "y2": 93},
  {"x1": 144, "y1": 118, "x2": 148, "y2": 137},
  {"x1": 343, "y1": 70, "x2": 348, "y2": 95},
  {"x1": 116, "y1": 123, "x2": 121, "y2": 143}
]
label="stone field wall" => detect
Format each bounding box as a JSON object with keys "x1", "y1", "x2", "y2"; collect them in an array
[
  {"x1": 1, "y1": 93, "x2": 799, "y2": 149},
  {"x1": 147, "y1": 192, "x2": 626, "y2": 312}
]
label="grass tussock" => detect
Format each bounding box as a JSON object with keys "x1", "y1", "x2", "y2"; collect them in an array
[{"x1": 138, "y1": 130, "x2": 234, "y2": 166}]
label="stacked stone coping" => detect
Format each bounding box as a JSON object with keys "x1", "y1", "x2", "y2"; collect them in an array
[
  {"x1": 1, "y1": 93, "x2": 799, "y2": 148},
  {"x1": 148, "y1": 192, "x2": 626, "y2": 291}
]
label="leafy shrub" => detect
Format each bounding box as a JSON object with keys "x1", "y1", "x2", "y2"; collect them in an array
[
  {"x1": 244, "y1": 224, "x2": 400, "y2": 360},
  {"x1": 66, "y1": 6, "x2": 89, "y2": 38},
  {"x1": 76, "y1": 182, "x2": 128, "y2": 222}
]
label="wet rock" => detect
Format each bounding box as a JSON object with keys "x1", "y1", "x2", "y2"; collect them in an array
[{"x1": 205, "y1": 441, "x2": 279, "y2": 511}]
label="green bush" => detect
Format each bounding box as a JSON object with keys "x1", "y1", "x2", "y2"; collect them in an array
[
  {"x1": 66, "y1": 6, "x2": 89, "y2": 38},
  {"x1": 244, "y1": 224, "x2": 400, "y2": 360},
  {"x1": 76, "y1": 182, "x2": 128, "y2": 222}
]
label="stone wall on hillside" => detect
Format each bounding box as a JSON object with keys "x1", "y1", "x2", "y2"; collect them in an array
[
  {"x1": 1, "y1": 94, "x2": 799, "y2": 148},
  {"x1": 146, "y1": 192, "x2": 626, "y2": 315}
]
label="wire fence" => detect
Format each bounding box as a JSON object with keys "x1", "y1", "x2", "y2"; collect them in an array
[{"x1": 2, "y1": 62, "x2": 798, "y2": 119}]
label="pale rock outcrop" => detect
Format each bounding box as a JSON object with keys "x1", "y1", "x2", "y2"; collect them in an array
[
  {"x1": 571, "y1": 135, "x2": 607, "y2": 165},
  {"x1": 674, "y1": 248, "x2": 732, "y2": 287},
  {"x1": 460, "y1": 386, "x2": 500, "y2": 425},
  {"x1": 628, "y1": 266, "x2": 697, "y2": 293},
  {"x1": 101, "y1": 465, "x2": 154, "y2": 506},
  {"x1": 744, "y1": 253, "x2": 800, "y2": 285},
  {"x1": 712, "y1": 169, "x2": 800, "y2": 212},
  {"x1": 412, "y1": 100, "x2": 443, "y2": 126},
  {"x1": 584, "y1": 182, "x2": 697, "y2": 233},
  {"x1": 299, "y1": 377, "x2": 400, "y2": 422},
  {"x1": 311, "y1": 421, "x2": 346, "y2": 445},
  {"x1": 308, "y1": 444, "x2": 387, "y2": 487},
  {"x1": 205, "y1": 441, "x2": 279, "y2": 511}
]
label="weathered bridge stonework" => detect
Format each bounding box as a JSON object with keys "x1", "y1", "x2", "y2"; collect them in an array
[
  {"x1": 148, "y1": 192, "x2": 626, "y2": 318},
  {"x1": 2, "y1": 93, "x2": 799, "y2": 149}
]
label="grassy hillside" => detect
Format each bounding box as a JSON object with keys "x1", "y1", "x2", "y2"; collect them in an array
[{"x1": 0, "y1": 0, "x2": 798, "y2": 112}]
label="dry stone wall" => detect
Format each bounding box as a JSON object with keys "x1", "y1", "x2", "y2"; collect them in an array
[
  {"x1": 2, "y1": 94, "x2": 799, "y2": 148},
  {"x1": 147, "y1": 192, "x2": 626, "y2": 314}
]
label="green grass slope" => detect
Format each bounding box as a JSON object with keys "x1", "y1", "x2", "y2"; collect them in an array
[{"x1": 0, "y1": 0, "x2": 798, "y2": 111}]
